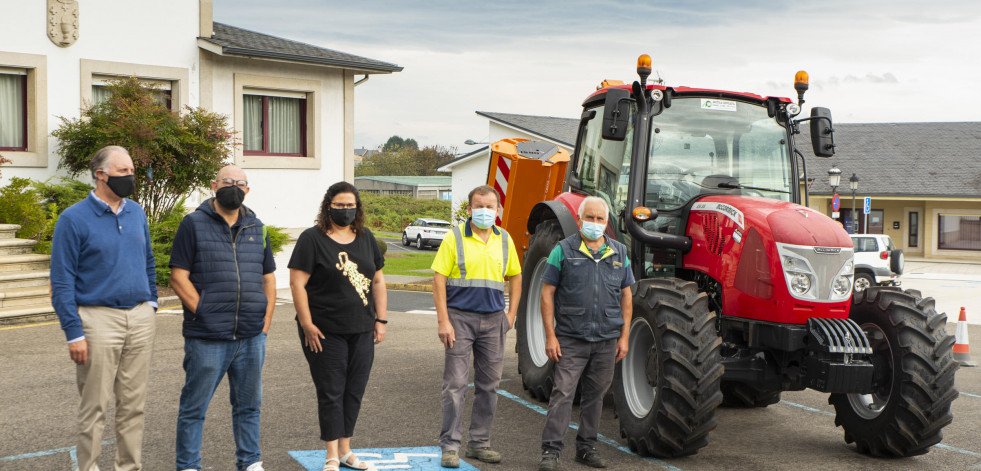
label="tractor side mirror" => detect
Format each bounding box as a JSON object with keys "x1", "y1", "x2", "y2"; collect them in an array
[
  {"x1": 601, "y1": 88, "x2": 631, "y2": 141},
  {"x1": 809, "y1": 107, "x2": 835, "y2": 157}
]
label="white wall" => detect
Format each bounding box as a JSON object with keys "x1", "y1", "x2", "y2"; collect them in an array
[
  {"x1": 0, "y1": 0, "x2": 200, "y2": 182},
  {"x1": 206, "y1": 55, "x2": 348, "y2": 228}
]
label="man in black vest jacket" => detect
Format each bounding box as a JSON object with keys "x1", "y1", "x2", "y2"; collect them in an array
[
  {"x1": 538, "y1": 196, "x2": 633, "y2": 471},
  {"x1": 169, "y1": 165, "x2": 276, "y2": 471}
]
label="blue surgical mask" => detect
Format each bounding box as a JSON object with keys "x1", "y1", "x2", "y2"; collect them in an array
[
  {"x1": 581, "y1": 221, "x2": 606, "y2": 240},
  {"x1": 471, "y1": 208, "x2": 497, "y2": 229}
]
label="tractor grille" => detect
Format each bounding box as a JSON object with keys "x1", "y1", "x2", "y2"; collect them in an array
[
  {"x1": 702, "y1": 213, "x2": 725, "y2": 255},
  {"x1": 807, "y1": 317, "x2": 873, "y2": 355}
]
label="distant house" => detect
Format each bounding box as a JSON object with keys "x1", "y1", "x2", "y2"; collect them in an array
[
  {"x1": 353, "y1": 147, "x2": 379, "y2": 167},
  {"x1": 354, "y1": 176, "x2": 452, "y2": 200},
  {"x1": 441, "y1": 111, "x2": 981, "y2": 261},
  {"x1": 0, "y1": 0, "x2": 402, "y2": 227}
]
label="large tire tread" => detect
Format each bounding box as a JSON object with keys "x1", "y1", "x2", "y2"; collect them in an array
[
  {"x1": 613, "y1": 278, "x2": 723, "y2": 458},
  {"x1": 515, "y1": 219, "x2": 565, "y2": 402},
  {"x1": 829, "y1": 287, "x2": 958, "y2": 457}
]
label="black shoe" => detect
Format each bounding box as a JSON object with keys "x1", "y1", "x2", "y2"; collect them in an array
[
  {"x1": 539, "y1": 451, "x2": 559, "y2": 471},
  {"x1": 575, "y1": 448, "x2": 606, "y2": 468}
]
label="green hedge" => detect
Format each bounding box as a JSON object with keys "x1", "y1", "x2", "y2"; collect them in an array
[
  {"x1": 361, "y1": 193, "x2": 452, "y2": 233},
  {"x1": 0, "y1": 177, "x2": 287, "y2": 287}
]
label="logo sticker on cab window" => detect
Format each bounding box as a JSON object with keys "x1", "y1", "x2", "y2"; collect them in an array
[{"x1": 701, "y1": 99, "x2": 738, "y2": 112}]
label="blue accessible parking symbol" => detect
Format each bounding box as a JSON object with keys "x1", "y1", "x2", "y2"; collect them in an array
[{"x1": 289, "y1": 446, "x2": 479, "y2": 470}]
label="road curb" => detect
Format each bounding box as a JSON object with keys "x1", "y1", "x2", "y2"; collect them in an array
[{"x1": 386, "y1": 283, "x2": 432, "y2": 293}]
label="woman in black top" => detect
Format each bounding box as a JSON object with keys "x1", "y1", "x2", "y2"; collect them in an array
[{"x1": 288, "y1": 181, "x2": 387, "y2": 471}]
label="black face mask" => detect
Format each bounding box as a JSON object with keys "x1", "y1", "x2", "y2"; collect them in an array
[
  {"x1": 330, "y1": 208, "x2": 357, "y2": 227},
  {"x1": 105, "y1": 174, "x2": 135, "y2": 198},
  {"x1": 215, "y1": 185, "x2": 245, "y2": 210}
]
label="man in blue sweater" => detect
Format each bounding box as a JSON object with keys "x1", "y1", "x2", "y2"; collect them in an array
[
  {"x1": 169, "y1": 165, "x2": 276, "y2": 471},
  {"x1": 50, "y1": 145, "x2": 158, "y2": 471}
]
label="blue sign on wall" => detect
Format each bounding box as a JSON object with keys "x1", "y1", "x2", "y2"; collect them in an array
[
  {"x1": 289, "y1": 446, "x2": 479, "y2": 470},
  {"x1": 863, "y1": 197, "x2": 872, "y2": 214}
]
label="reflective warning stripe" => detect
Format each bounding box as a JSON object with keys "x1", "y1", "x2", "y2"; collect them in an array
[
  {"x1": 493, "y1": 157, "x2": 511, "y2": 226},
  {"x1": 449, "y1": 225, "x2": 510, "y2": 292}
]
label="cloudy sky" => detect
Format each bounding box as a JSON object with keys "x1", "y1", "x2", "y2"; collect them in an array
[{"x1": 213, "y1": 0, "x2": 981, "y2": 152}]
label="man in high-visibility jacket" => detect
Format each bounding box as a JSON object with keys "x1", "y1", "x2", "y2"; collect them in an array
[{"x1": 432, "y1": 185, "x2": 522, "y2": 468}]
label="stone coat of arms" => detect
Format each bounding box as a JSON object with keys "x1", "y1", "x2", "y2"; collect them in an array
[{"x1": 47, "y1": 0, "x2": 79, "y2": 47}]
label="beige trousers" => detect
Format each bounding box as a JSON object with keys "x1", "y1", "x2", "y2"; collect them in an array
[{"x1": 75, "y1": 303, "x2": 155, "y2": 471}]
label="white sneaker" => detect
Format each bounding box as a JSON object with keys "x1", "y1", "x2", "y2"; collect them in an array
[{"x1": 246, "y1": 462, "x2": 265, "y2": 471}]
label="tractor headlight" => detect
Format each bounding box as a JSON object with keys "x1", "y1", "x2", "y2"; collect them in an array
[
  {"x1": 829, "y1": 260, "x2": 855, "y2": 301},
  {"x1": 778, "y1": 248, "x2": 818, "y2": 300},
  {"x1": 790, "y1": 273, "x2": 812, "y2": 295},
  {"x1": 832, "y1": 276, "x2": 851, "y2": 297}
]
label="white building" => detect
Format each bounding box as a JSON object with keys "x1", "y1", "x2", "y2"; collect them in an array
[{"x1": 0, "y1": 0, "x2": 401, "y2": 227}]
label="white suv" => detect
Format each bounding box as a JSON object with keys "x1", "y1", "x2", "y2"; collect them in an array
[
  {"x1": 402, "y1": 218, "x2": 452, "y2": 249},
  {"x1": 849, "y1": 234, "x2": 903, "y2": 292}
]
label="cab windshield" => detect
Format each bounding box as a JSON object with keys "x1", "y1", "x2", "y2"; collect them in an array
[{"x1": 645, "y1": 97, "x2": 791, "y2": 210}]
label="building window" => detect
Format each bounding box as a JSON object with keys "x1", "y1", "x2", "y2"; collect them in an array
[
  {"x1": 0, "y1": 70, "x2": 27, "y2": 151},
  {"x1": 908, "y1": 212, "x2": 919, "y2": 248},
  {"x1": 242, "y1": 93, "x2": 307, "y2": 156},
  {"x1": 938, "y1": 215, "x2": 981, "y2": 251},
  {"x1": 91, "y1": 76, "x2": 173, "y2": 110}
]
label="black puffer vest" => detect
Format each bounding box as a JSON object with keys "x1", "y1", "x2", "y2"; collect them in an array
[{"x1": 182, "y1": 200, "x2": 267, "y2": 340}]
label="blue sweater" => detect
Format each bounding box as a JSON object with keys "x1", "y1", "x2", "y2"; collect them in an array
[{"x1": 50, "y1": 192, "x2": 158, "y2": 341}]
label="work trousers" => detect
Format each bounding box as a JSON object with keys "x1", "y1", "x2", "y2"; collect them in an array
[
  {"x1": 75, "y1": 302, "x2": 156, "y2": 471},
  {"x1": 541, "y1": 337, "x2": 617, "y2": 455},
  {"x1": 299, "y1": 326, "x2": 375, "y2": 442},
  {"x1": 440, "y1": 308, "x2": 509, "y2": 452}
]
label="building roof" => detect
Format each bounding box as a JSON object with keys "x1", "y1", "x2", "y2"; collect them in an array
[
  {"x1": 436, "y1": 146, "x2": 489, "y2": 171},
  {"x1": 201, "y1": 23, "x2": 403, "y2": 73},
  {"x1": 802, "y1": 122, "x2": 981, "y2": 199},
  {"x1": 354, "y1": 176, "x2": 451, "y2": 187},
  {"x1": 477, "y1": 111, "x2": 578, "y2": 147}
]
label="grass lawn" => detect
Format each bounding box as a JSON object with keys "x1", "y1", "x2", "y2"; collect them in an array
[
  {"x1": 373, "y1": 230, "x2": 402, "y2": 238},
  {"x1": 383, "y1": 251, "x2": 437, "y2": 277}
]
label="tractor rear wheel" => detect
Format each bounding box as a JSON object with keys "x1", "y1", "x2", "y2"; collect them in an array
[
  {"x1": 720, "y1": 381, "x2": 781, "y2": 408},
  {"x1": 828, "y1": 287, "x2": 958, "y2": 457},
  {"x1": 612, "y1": 278, "x2": 724, "y2": 457},
  {"x1": 516, "y1": 219, "x2": 565, "y2": 401}
]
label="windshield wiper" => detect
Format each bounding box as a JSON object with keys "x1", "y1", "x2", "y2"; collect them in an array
[{"x1": 717, "y1": 181, "x2": 791, "y2": 194}]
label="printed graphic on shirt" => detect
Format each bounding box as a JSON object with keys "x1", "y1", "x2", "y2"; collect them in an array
[{"x1": 337, "y1": 251, "x2": 371, "y2": 306}]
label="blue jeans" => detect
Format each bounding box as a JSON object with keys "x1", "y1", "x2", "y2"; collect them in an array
[{"x1": 175, "y1": 333, "x2": 266, "y2": 471}]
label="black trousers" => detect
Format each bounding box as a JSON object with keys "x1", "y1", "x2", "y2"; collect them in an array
[{"x1": 298, "y1": 325, "x2": 375, "y2": 442}]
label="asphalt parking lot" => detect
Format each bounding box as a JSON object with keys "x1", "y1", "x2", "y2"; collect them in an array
[{"x1": 2, "y1": 292, "x2": 980, "y2": 470}]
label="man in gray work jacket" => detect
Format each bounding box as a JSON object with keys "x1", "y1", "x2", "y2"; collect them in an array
[
  {"x1": 538, "y1": 196, "x2": 633, "y2": 471},
  {"x1": 169, "y1": 165, "x2": 276, "y2": 471}
]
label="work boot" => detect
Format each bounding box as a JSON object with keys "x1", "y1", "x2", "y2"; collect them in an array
[
  {"x1": 539, "y1": 450, "x2": 559, "y2": 471},
  {"x1": 575, "y1": 448, "x2": 606, "y2": 468},
  {"x1": 441, "y1": 449, "x2": 459, "y2": 468},
  {"x1": 465, "y1": 447, "x2": 502, "y2": 463}
]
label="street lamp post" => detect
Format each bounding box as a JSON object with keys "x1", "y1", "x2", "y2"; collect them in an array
[
  {"x1": 828, "y1": 166, "x2": 842, "y2": 219},
  {"x1": 849, "y1": 173, "x2": 859, "y2": 234}
]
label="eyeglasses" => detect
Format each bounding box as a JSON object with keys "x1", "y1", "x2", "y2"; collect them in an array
[
  {"x1": 330, "y1": 203, "x2": 357, "y2": 209},
  {"x1": 217, "y1": 178, "x2": 248, "y2": 188}
]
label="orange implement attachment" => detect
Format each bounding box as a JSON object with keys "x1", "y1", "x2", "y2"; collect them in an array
[{"x1": 487, "y1": 139, "x2": 570, "y2": 261}]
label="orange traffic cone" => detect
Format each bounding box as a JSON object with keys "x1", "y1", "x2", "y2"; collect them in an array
[{"x1": 954, "y1": 307, "x2": 976, "y2": 367}]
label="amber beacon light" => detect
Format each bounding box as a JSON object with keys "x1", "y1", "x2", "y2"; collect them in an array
[
  {"x1": 637, "y1": 54, "x2": 652, "y2": 76},
  {"x1": 794, "y1": 70, "x2": 809, "y2": 105}
]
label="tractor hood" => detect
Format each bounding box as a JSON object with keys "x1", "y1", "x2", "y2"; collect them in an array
[
  {"x1": 684, "y1": 195, "x2": 853, "y2": 324},
  {"x1": 690, "y1": 196, "x2": 852, "y2": 248}
]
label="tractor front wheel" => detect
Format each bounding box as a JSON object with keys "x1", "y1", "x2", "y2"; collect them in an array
[
  {"x1": 828, "y1": 287, "x2": 959, "y2": 457},
  {"x1": 515, "y1": 219, "x2": 565, "y2": 401},
  {"x1": 612, "y1": 278, "x2": 724, "y2": 457}
]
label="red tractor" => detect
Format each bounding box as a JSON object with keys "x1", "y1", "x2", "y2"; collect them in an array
[{"x1": 508, "y1": 55, "x2": 958, "y2": 458}]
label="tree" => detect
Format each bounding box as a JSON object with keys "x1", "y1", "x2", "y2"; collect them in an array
[
  {"x1": 355, "y1": 145, "x2": 456, "y2": 177},
  {"x1": 51, "y1": 77, "x2": 234, "y2": 222},
  {"x1": 381, "y1": 135, "x2": 419, "y2": 152}
]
